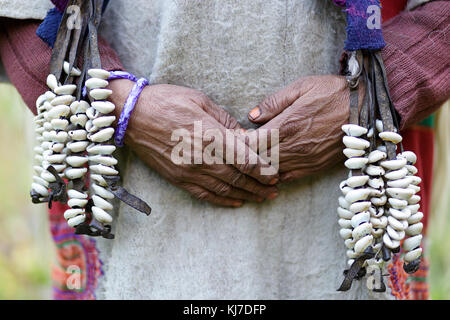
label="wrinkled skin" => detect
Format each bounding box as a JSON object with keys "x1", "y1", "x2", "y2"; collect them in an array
[
  {"x1": 108, "y1": 79, "x2": 279, "y2": 207},
  {"x1": 248, "y1": 75, "x2": 354, "y2": 182}
]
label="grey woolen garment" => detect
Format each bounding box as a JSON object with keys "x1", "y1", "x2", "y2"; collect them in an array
[{"x1": 0, "y1": 0, "x2": 404, "y2": 300}]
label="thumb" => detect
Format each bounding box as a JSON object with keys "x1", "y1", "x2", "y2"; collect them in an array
[{"x1": 248, "y1": 78, "x2": 307, "y2": 124}]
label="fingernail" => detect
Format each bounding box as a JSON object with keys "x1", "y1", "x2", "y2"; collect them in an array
[
  {"x1": 233, "y1": 201, "x2": 243, "y2": 207},
  {"x1": 249, "y1": 107, "x2": 261, "y2": 120},
  {"x1": 269, "y1": 178, "x2": 278, "y2": 185},
  {"x1": 267, "y1": 192, "x2": 278, "y2": 200}
]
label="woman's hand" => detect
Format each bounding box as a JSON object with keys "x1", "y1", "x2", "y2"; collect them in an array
[
  {"x1": 248, "y1": 75, "x2": 354, "y2": 182},
  {"x1": 109, "y1": 79, "x2": 279, "y2": 207}
]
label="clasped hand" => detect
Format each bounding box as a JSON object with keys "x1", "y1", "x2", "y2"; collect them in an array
[{"x1": 109, "y1": 75, "x2": 350, "y2": 207}]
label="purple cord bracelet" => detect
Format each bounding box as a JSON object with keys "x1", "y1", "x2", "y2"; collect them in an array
[{"x1": 107, "y1": 71, "x2": 150, "y2": 147}]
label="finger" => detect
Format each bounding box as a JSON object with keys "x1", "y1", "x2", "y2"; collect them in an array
[
  {"x1": 196, "y1": 174, "x2": 265, "y2": 202},
  {"x1": 181, "y1": 183, "x2": 244, "y2": 208},
  {"x1": 205, "y1": 165, "x2": 279, "y2": 199},
  {"x1": 248, "y1": 78, "x2": 309, "y2": 124},
  {"x1": 280, "y1": 149, "x2": 342, "y2": 182},
  {"x1": 198, "y1": 93, "x2": 242, "y2": 131}
]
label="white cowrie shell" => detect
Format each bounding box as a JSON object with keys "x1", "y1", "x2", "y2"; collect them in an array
[
  {"x1": 86, "y1": 144, "x2": 116, "y2": 155},
  {"x1": 384, "y1": 167, "x2": 408, "y2": 180},
  {"x1": 368, "y1": 177, "x2": 384, "y2": 189},
  {"x1": 387, "y1": 177, "x2": 412, "y2": 188},
  {"x1": 35, "y1": 154, "x2": 44, "y2": 162},
  {"x1": 371, "y1": 195, "x2": 387, "y2": 206},
  {"x1": 68, "y1": 129, "x2": 88, "y2": 141},
  {"x1": 41, "y1": 141, "x2": 52, "y2": 150},
  {"x1": 89, "y1": 164, "x2": 118, "y2": 176},
  {"x1": 67, "y1": 190, "x2": 88, "y2": 199},
  {"x1": 85, "y1": 120, "x2": 94, "y2": 133},
  {"x1": 92, "y1": 206, "x2": 113, "y2": 224},
  {"x1": 63, "y1": 61, "x2": 81, "y2": 76},
  {"x1": 404, "y1": 248, "x2": 422, "y2": 263},
  {"x1": 33, "y1": 166, "x2": 44, "y2": 174},
  {"x1": 343, "y1": 136, "x2": 370, "y2": 150},
  {"x1": 45, "y1": 91, "x2": 56, "y2": 101},
  {"x1": 36, "y1": 94, "x2": 47, "y2": 108},
  {"x1": 52, "y1": 131, "x2": 69, "y2": 143},
  {"x1": 345, "y1": 238, "x2": 356, "y2": 249},
  {"x1": 343, "y1": 148, "x2": 366, "y2": 158},
  {"x1": 43, "y1": 122, "x2": 52, "y2": 130},
  {"x1": 51, "y1": 95, "x2": 76, "y2": 106},
  {"x1": 89, "y1": 127, "x2": 115, "y2": 143},
  {"x1": 347, "y1": 259, "x2": 355, "y2": 268},
  {"x1": 46, "y1": 74, "x2": 58, "y2": 90},
  {"x1": 86, "y1": 107, "x2": 99, "y2": 120},
  {"x1": 368, "y1": 187, "x2": 385, "y2": 197},
  {"x1": 87, "y1": 125, "x2": 99, "y2": 134},
  {"x1": 379, "y1": 131, "x2": 402, "y2": 144},
  {"x1": 367, "y1": 128, "x2": 374, "y2": 138},
  {"x1": 345, "y1": 189, "x2": 371, "y2": 203},
  {"x1": 376, "y1": 119, "x2": 384, "y2": 133},
  {"x1": 67, "y1": 141, "x2": 89, "y2": 153},
  {"x1": 42, "y1": 150, "x2": 53, "y2": 158},
  {"x1": 406, "y1": 222, "x2": 423, "y2": 236},
  {"x1": 365, "y1": 165, "x2": 385, "y2": 176},
  {"x1": 340, "y1": 228, "x2": 352, "y2": 240},
  {"x1": 354, "y1": 235, "x2": 373, "y2": 254},
  {"x1": 68, "y1": 198, "x2": 88, "y2": 208},
  {"x1": 400, "y1": 151, "x2": 417, "y2": 164},
  {"x1": 341, "y1": 124, "x2": 368, "y2": 137},
  {"x1": 91, "y1": 174, "x2": 108, "y2": 187},
  {"x1": 388, "y1": 198, "x2": 408, "y2": 210},
  {"x1": 383, "y1": 233, "x2": 400, "y2": 249},
  {"x1": 339, "y1": 196, "x2": 350, "y2": 209},
  {"x1": 370, "y1": 216, "x2": 388, "y2": 229},
  {"x1": 66, "y1": 156, "x2": 88, "y2": 167},
  {"x1": 54, "y1": 84, "x2": 77, "y2": 95},
  {"x1": 65, "y1": 168, "x2": 88, "y2": 179},
  {"x1": 408, "y1": 184, "x2": 420, "y2": 193},
  {"x1": 406, "y1": 165, "x2": 418, "y2": 175},
  {"x1": 409, "y1": 176, "x2": 422, "y2": 186},
  {"x1": 387, "y1": 225, "x2": 406, "y2": 241},
  {"x1": 403, "y1": 235, "x2": 422, "y2": 252},
  {"x1": 47, "y1": 105, "x2": 70, "y2": 119},
  {"x1": 389, "y1": 208, "x2": 411, "y2": 220},
  {"x1": 346, "y1": 250, "x2": 359, "y2": 259},
  {"x1": 92, "y1": 195, "x2": 114, "y2": 211},
  {"x1": 349, "y1": 201, "x2": 371, "y2": 213},
  {"x1": 41, "y1": 170, "x2": 56, "y2": 182},
  {"x1": 52, "y1": 164, "x2": 67, "y2": 173},
  {"x1": 88, "y1": 69, "x2": 110, "y2": 79},
  {"x1": 369, "y1": 206, "x2": 384, "y2": 218},
  {"x1": 35, "y1": 127, "x2": 45, "y2": 134},
  {"x1": 339, "y1": 219, "x2": 352, "y2": 229},
  {"x1": 380, "y1": 158, "x2": 407, "y2": 171},
  {"x1": 89, "y1": 155, "x2": 118, "y2": 166},
  {"x1": 70, "y1": 114, "x2": 88, "y2": 127},
  {"x1": 338, "y1": 207, "x2": 353, "y2": 219},
  {"x1": 386, "y1": 188, "x2": 414, "y2": 200},
  {"x1": 34, "y1": 146, "x2": 44, "y2": 154},
  {"x1": 351, "y1": 211, "x2": 371, "y2": 228},
  {"x1": 64, "y1": 208, "x2": 85, "y2": 220},
  {"x1": 90, "y1": 88, "x2": 112, "y2": 100},
  {"x1": 71, "y1": 100, "x2": 89, "y2": 114},
  {"x1": 31, "y1": 183, "x2": 49, "y2": 196},
  {"x1": 51, "y1": 119, "x2": 69, "y2": 130},
  {"x1": 372, "y1": 228, "x2": 385, "y2": 238},
  {"x1": 93, "y1": 116, "x2": 116, "y2": 128},
  {"x1": 352, "y1": 222, "x2": 372, "y2": 240},
  {"x1": 408, "y1": 195, "x2": 421, "y2": 205},
  {"x1": 68, "y1": 215, "x2": 86, "y2": 227},
  {"x1": 46, "y1": 154, "x2": 67, "y2": 164},
  {"x1": 368, "y1": 150, "x2": 387, "y2": 163},
  {"x1": 388, "y1": 216, "x2": 407, "y2": 231},
  {"x1": 86, "y1": 78, "x2": 109, "y2": 89},
  {"x1": 92, "y1": 184, "x2": 115, "y2": 199},
  {"x1": 408, "y1": 204, "x2": 420, "y2": 214},
  {"x1": 91, "y1": 101, "x2": 115, "y2": 114},
  {"x1": 408, "y1": 212, "x2": 423, "y2": 224},
  {"x1": 345, "y1": 157, "x2": 369, "y2": 170}
]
